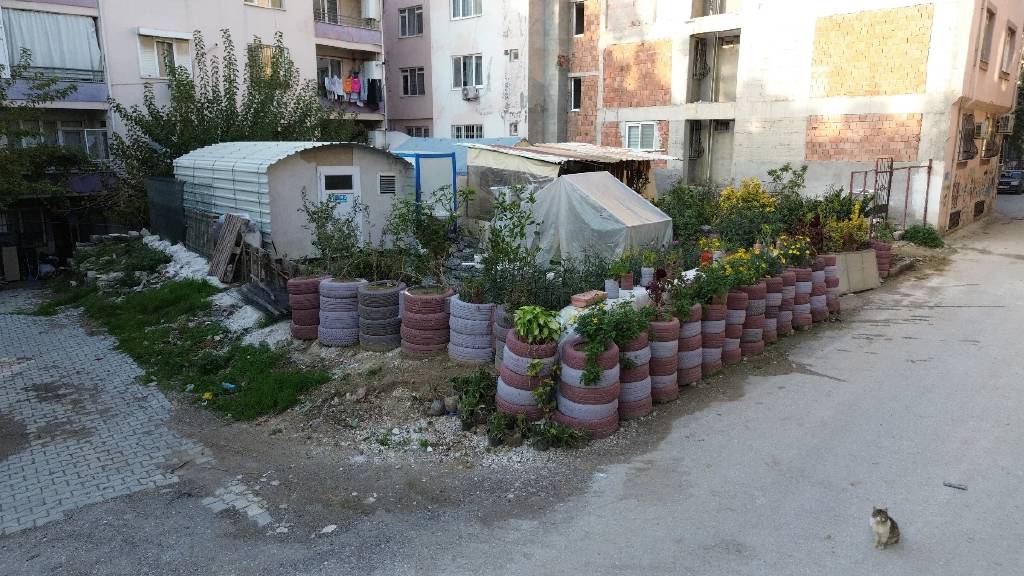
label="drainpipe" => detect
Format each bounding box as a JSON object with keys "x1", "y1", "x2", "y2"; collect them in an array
[{"x1": 377, "y1": 0, "x2": 389, "y2": 144}]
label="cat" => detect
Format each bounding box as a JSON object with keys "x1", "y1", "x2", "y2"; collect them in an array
[{"x1": 871, "y1": 507, "x2": 901, "y2": 549}]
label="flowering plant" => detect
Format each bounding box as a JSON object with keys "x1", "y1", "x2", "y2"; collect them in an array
[
  {"x1": 715, "y1": 178, "x2": 781, "y2": 247},
  {"x1": 776, "y1": 234, "x2": 814, "y2": 267}
]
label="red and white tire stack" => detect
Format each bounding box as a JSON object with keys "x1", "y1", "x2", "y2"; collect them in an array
[
  {"x1": 764, "y1": 276, "x2": 783, "y2": 344},
  {"x1": 400, "y1": 287, "x2": 452, "y2": 357},
  {"x1": 496, "y1": 330, "x2": 557, "y2": 421},
  {"x1": 792, "y1": 267, "x2": 813, "y2": 329},
  {"x1": 701, "y1": 302, "x2": 726, "y2": 376},
  {"x1": 724, "y1": 290, "x2": 747, "y2": 366},
  {"x1": 872, "y1": 240, "x2": 892, "y2": 279},
  {"x1": 288, "y1": 276, "x2": 321, "y2": 341},
  {"x1": 677, "y1": 303, "x2": 703, "y2": 386},
  {"x1": 318, "y1": 278, "x2": 364, "y2": 347},
  {"x1": 648, "y1": 317, "x2": 680, "y2": 403},
  {"x1": 823, "y1": 254, "x2": 840, "y2": 314},
  {"x1": 740, "y1": 281, "x2": 766, "y2": 357},
  {"x1": 810, "y1": 259, "x2": 828, "y2": 323},
  {"x1": 778, "y1": 270, "x2": 796, "y2": 335},
  {"x1": 555, "y1": 339, "x2": 620, "y2": 439},
  {"x1": 619, "y1": 333, "x2": 652, "y2": 420},
  {"x1": 448, "y1": 295, "x2": 495, "y2": 364}
]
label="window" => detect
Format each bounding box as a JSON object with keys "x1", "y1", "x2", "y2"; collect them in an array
[
  {"x1": 959, "y1": 113, "x2": 979, "y2": 161},
  {"x1": 507, "y1": 49, "x2": 519, "y2": 61},
  {"x1": 451, "y1": 0, "x2": 482, "y2": 19},
  {"x1": 452, "y1": 54, "x2": 483, "y2": 88},
  {"x1": 324, "y1": 174, "x2": 354, "y2": 191},
  {"x1": 570, "y1": 77, "x2": 582, "y2": 111},
  {"x1": 245, "y1": 0, "x2": 284, "y2": 8},
  {"x1": 625, "y1": 122, "x2": 656, "y2": 150},
  {"x1": 1001, "y1": 26, "x2": 1018, "y2": 75},
  {"x1": 379, "y1": 174, "x2": 398, "y2": 194},
  {"x1": 573, "y1": 2, "x2": 585, "y2": 36},
  {"x1": 249, "y1": 43, "x2": 288, "y2": 77},
  {"x1": 405, "y1": 126, "x2": 431, "y2": 137},
  {"x1": 509, "y1": 122, "x2": 519, "y2": 136},
  {"x1": 3, "y1": 10, "x2": 104, "y2": 81},
  {"x1": 138, "y1": 34, "x2": 191, "y2": 79},
  {"x1": 452, "y1": 124, "x2": 484, "y2": 139},
  {"x1": 401, "y1": 67, "x2": 426, "y2": 96},
  {"x1": 980, "y1": 8, "x2": 996, "y2": 64},
  {"x1": 399, "y1": 6, "x2": 424, "y2": 37}
]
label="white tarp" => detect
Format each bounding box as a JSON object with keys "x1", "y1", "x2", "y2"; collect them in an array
[{"x1": 529, "y1": 172, "x2": 673, "y2": 264}]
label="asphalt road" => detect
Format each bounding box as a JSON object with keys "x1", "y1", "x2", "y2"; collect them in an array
[{"x1": 2, "y1": 196, "x2": 1023, "y2": 575}]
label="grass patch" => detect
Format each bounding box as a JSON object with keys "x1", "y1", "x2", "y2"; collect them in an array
[
  {"x1": 30, "y1": 281, "x2": 97, "y2": 316},
  {"x1": 902, "y1": 224, "x2": 944, "y2": 248},
  {"x1": 77, "y1": 238, "x2": 171, "y2": 274}
]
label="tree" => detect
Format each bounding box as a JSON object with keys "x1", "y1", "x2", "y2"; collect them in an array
[
  {"x1": 0, "y1": 49, "x2": 96, "y2": 211},
  {"x1": 109, "y1": 29, "x2": 367, "y2": 198}
]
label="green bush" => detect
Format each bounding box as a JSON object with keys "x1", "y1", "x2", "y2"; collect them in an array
[
  {"x1": 902, "y1": 224, "x2": 944, "y2": 248},
  {"x1": 656, "y1": 183, "x2": 716, "y2": 242}
]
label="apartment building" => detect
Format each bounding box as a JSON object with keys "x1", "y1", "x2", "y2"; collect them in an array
[
  {"x1": 382, "y1": 0, "x2": 565, "y2": 141},
  {"x1": 565, "y1": 0, "x2": 1023, "y2": 232}
]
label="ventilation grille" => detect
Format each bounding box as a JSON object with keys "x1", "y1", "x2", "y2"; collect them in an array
[
  {"x1": 379, "y1": 174, "x2": 397, "y2": 194},
  {"x1": 948, "y1": 209, "x2": 961, "y2": 230},
  {"x1": 974, "y1": 200, "x2": 986, "y2": 217}
]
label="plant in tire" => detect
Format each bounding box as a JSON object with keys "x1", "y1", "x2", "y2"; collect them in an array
[
  {"x1": 604, "y1": 302, "x2": 654, "y2": 367},
  {"x1": 513, "y1": 305, "x2": 562, "y2": 345},
  {"x1": 382, "y1": 185, "x2": 475, "y2": 284},
  {"x1": 571, "y1": 304, "x2": 619, "y2": 386},
  {"x1": 300, "y1": 189, "x2": 367, "y2": 279}
]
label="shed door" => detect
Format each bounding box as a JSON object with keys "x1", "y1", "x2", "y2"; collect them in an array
[{"x1": 317, "y1": 166, "x2": 362, "y2": 239}]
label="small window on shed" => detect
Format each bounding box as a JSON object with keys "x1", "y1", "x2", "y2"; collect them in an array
[
  {"x1": 324, "y1": 174, "x2": 354, "y2": 191},
  {"x1": 379, "y1": 174, "x2": 397, "y2": 194}
]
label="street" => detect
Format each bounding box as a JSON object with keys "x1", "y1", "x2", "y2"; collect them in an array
[{"x1": 2, "y1": 196, "x2": 1024, "y2": 575}]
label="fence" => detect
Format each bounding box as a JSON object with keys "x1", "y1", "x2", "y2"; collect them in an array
[
  {"x1": 849, "y1": 157, "x2": 933, "y2": 230},
  {"x1": 144, "y1": 177, "x2": 185, "y2": 244}
]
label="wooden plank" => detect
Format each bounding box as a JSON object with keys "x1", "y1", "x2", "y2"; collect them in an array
[{"x1": 208, "y1": 214, "x2": 246, "y2": 282}]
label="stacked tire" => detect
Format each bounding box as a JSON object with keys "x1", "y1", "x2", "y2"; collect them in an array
[
  {"x1": 496, "y1": 330, "x2": 556, "y2": 421},
  {"x1": 779, "y1": 270, "x2": 796, "y2": 336},
  {"x1": 649, "y1": 317, "x2": 680, "y2": 403},
  {"x1": 677, "y1": 303, "x2": 703, "y2": 386},
  {"x1": 702, "y1": 302, "x2": 726, "y2": 376},
  {"x1": 724, "y1": 290, "x2": 747, "y2": 366},
  {"x1": 493, "y1": 305, "x2": 512, "y2": 370},
  {"x1": 740, "y1": 282, "x2": 766, "y2": 357},
  {"x1": 873, "y1": 240, "x2": 892, "y2": 279},
  {"x1": 318, "y1": 278, "x2": 364, "y2": 346},
  {"x1": 619, "y1": 333, "x2": 652, "y2": 420},
  {"x1": 288, "y1": 277, "x2": 321, "y2": 341},
  {"x1": 792, "y1": 267, "x2": 813, "y2": 329},
  {"x1": 358, "y1": 281, "x2": 405, "y2": 352},
  {"x1": 401, "y1": 287, "x2": 452, "y2": 357},
  {"x1": 555, "y1": 339, "x2": 620, "y2": 438},
  {"x1": 764, "y1": 276, "x2": 783, "y2": 344},
  {"x1": 449, "y1": 295, "x2": 495, "y2": 364},
  {"x1": 823, "y1": 254, "x2": 841, "y2": 314},
  {"x1": 810, "y1": 259, "x2": 828, "y2": 323}
]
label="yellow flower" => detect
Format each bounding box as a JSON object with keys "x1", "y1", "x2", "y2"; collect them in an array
[{"x1": 202, "y1": 392, "x2": 214, "y2": 401}]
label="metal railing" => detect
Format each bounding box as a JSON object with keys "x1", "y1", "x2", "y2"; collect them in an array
[
  {"x1": 313, "y1": 7, "x2": 380, "y2": 30},
  {"x1": 27, "y1": 67, "x2": 104, "y2": 83}
]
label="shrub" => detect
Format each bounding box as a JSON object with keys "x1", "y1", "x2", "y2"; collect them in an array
[
  {"x1": 452, "y1": 369, "x2": 497, "y2": 431},
  {"x1": 715, "y1": 178, "x2": 780, "y2": 248},
  {"x1": 513, "y1": 305, "x2": 562, "y2": 344},
  {"x1": 902, "y1": 224, "x2": 944, "y2": 248},
  {"x1": 776, "y1": 234, "x2": 814, "y2": 268},
  {"x1": 656, "y1": 182, "x2": 716, "y2": 241},
  {"x1": 823, "y1": 200, "x2": 870, "y2": 253}
]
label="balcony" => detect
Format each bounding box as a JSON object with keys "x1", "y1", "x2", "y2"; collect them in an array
[
  {"x1": 7, "y1": 69, "x2": 109, "y2": 109},
  {"x1": 686, "y1": 32, "x2": 739, "y2": 104},
  {"x1": 314, "y1": 4, "x2": 382, "y2": 52}
]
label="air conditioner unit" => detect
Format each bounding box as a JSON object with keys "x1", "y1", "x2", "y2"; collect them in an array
[
  {"x1": 996, "y1": 113, "x2": 1016, "y2": 134},
  {"x1": 461, "y1": 86, "x2": 480, "y2": 101}
]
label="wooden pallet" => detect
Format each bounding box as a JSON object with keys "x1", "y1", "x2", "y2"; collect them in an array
[{"x1": 207, "y1": 214, "x2": 246, "y2": 283}]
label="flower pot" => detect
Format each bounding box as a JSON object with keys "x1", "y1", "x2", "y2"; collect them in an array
[
  {"x1": 504, "y1": 330, "x2": 559, "y2": 359},
  {"x1": 727, "y1": 290, "x2": 749, "y2": 310},
  {"x1": 711, "y1": 293, "x2": 728, "y2": 306},
  {"x1": 604, "y1": 278, "x2": 620, "y2": 300},
  {"x1": 640, "y1": 267, "x2": 656, "y2": 287},
  {"x1": 740, "y1": 282, "x2": 767, "y2": 300},
  {"x1": 702, "y1": 303, "x2": 727, "y2": 321},
  {"x1": 649, "y1": 317, "x2": 680, "y2": 342},
  {"x1": 620, "y1": 273, "x2": 634, "y2": 291}
]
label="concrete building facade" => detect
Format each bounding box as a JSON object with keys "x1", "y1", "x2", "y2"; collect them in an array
[{"x1": 564, "y1": 0, "x2": 1023, "y2": 233}]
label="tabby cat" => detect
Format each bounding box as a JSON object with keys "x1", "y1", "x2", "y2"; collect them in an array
[{"x1": 871, "y1": 507, "x2": 901, "y2": 549}]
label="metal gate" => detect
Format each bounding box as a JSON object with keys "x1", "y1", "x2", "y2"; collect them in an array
[{"x1": 849, "y1": 157, "x2": 933, "y2": 230}]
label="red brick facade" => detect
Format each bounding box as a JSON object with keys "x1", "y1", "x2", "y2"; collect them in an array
[
  {"x1": 568, "y1": 76, "x2": 599, "y2": 144},
  {"x1": 601, "y1": 121, "x2": 622, "y2": 147},
  {"x1": 602, "y1": 41, "x2": 672, "y2": 108},
  {"x1": 569, "y1": 0, "x2": 600, "y2": 74},
  {"x1": 805, "y1": 114, "x2": 922, "y2": 162}
]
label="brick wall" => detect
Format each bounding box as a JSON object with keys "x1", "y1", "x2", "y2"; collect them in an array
[
  {"x1": 805, "y1": 114, "x2": 922, "y2": 162},
  {"x1": 568, "y1": 76, "x2": 599, "y2": 143},
  {"x1": 570, "y1": 0, "x2": 600, "y2": 73},
  {"x1": 602, "y1": 122, "x2": 622, "y2": 147},
  {"x1": 810, "y1": 5, "x2": 933, "y2": 97},
  {"x1": 603, "y1": 41, "x2": 672, "y2": 108}
]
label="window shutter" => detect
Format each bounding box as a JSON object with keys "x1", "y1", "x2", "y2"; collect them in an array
[
  {"x1": 379, "y1": 174, "x2": 397, "y2": 194},
  {"x1": 452, "y1": 57, "x2": 462, "y2": 88},
  {"x1": 138, "y1": 36, "x2": 158, "y2": 78},
  {"x1": 641, "y1": 124, "x2": 655, "y2": 149},
  {"x1": 173, "y1": 39, "x2": 192, "y2": 75}
]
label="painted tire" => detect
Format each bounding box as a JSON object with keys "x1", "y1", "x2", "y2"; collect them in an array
[
  {"x1": 810, "y1": 271, "x2": 825, "y2": 284},
  {"x1": 726, "y1": 309, "x2": 747, "y2": 325},
  {"x1": 766, "y1": 293, "x2": 783, "y2": 307},
  {"x1": 649, "y1": 318, "x2": 680, "y2": 342},
  {"x1": 359, "y1": 317, "x2": 401, "y2": 336},
  {"x1": 765, "y1": 277, "x2": 784, "y2": 292},
  {"x1": 319, "y1": 310, "x2": 359, "y2": 329},
  {"x1": 781, "y1": 286, "x2": 796, "y2": 299},
  {"x1": 678, "y1": 348, "x2": 702, "y2": 369},
  {"x1": 821, "y1": 254, "x2": 838, "y2": 266},
  {"x1": 496, "y1": 378, "x2": 537, "y2": 405},
  {"x1": 401, "y1": 340, "x2": 447, "y2": 357},
  {"x1": 499, "y1": 364, "x2": 544, "y2": 391},
  {"x1": 620, "y1": 363, "x2": 650, "y2": 383},
  {"x1": 740, "y1": 282, "x2": 767, "y2": 300},
  {"x1": 623, "y1": 347, "x2": 652, "y2": 367},
  {"x1": 619, "y1": 396, "x2": 653, "y2": 420},
  {"x1": 560, "y1": 363, "x2": 621, "y2": 389},
  {"x1": 777, "y1": 321, "x2": 793, "y2": 335},
  {"x1": 651, "y1": 381, "x2": 679, "y2": 403},
  {"x1": 320, "y1": 296, "x2": 358, "y2": 313},
  {"x1": 779, "y1": 310, "x2": 794, "y2": 323},
  {"x1": 811, "y1": 282, "x2": 826, "y2": 296},
  {"x1": 702, "y1": 360, "x2": 723, "y2": 377},
  {"x1": 723, "y1": 338, "x2": 740, "y2": 351},
  {"x1": 764, "y1": 329, "x2": 778, "y2": 343},
  {"x1": 795, "y1": 281, "x2": 812, "y2": 294},
  {"x1": 493, "y1": 323, "x2": 509, "y2": 343},
  {"x1": 449, "y1": 295, "x2": 495, "y2": 321},
  {"x1": 741, "y1": 340, "x2": 765, "y2": 356},
  {"x1": 403, "y1": 287, "x2": 454, "y2": 315},
  {"x1": 291, "y1": 308, "x2": 320, "y2": 326},
  {"x1": 501, "y1": 347, "x2": 557, "y2": 376},
  {"x1": 793, "y1": 314, "x2": 812, "y2": 327},
  {"x1": 680, "y1": 321, "x2": 702, "y2": 339},
  {"x1": 824, "y1": 265, "x2": 839, "y2": 278},
  {"x1": 763, "y1": 317, "x2": 778, "y2": 331},
  {"x1": 678, "y1": 365, "x2": 702, "y2": 385},
  {"x1": 360, "y1": 333, "x2": 402, "y2": 352},
  {"x1": 649, "y1": 355, "x2": 678, "y2": 376},
  {"x1": 702, "y1": 320, "x2": 727, "y2": 333},
  {"x1": 318, "y1": 326, "x2": 359, "y2": 347},
  {"x1": 744, "y1": 314, "x2": 765, "y2": 329},
  {"x1": 826, "y1": 277, "x2": 840, "y2": 289},
  {"x1": 553, "y1": 410, "x2": 619, "y2": 439},
  {"x1": 558, "y1": 380, "x2": 621, "y2": 406},
  {"x1": 319, "y1": 278, "x2": 366, "y2": 299},
  {"x1": 727, "y1": 291, "x2": 749, "y2": 310},
  {"x1": 400, "y1": 326, "x2": 450, "y2": 346},
  {"x1": 358, "y1": 281, "x2": 406, "y2": 308},
  {"x1": 725, "y1": 324, "x2": 743, "y2": 339},
  {"x1": 557, "y1": 393, "x2": 619, "y2": 420},
  {"x1": 702, "y1": 304, "x2": 727, "y2": 321},
  {"x1": 449, "y1": 317, "x2": 493, "y2": 336},
  {"x1": 746, "y1": 299, "x2": 766, "y2": 316},
  {"x1": 702, "y1": 331, "x2": 725, "y2": 348},
  {"x1": 505, "y1": 330, "x2": 558, "y2": 360},
  {"x1": 781, "y1": 271, "x2": 796, "y2": 286},
  {"x1": 810, "y1": 295, "x2": 827, "y2": 310},
  {"x1": 702, "y1": 347, "x2": 723, "y2": 362},
  {"x1": 781, "y1": 299, "x2": 795, "y2": 311},
  {"x1": 650, "y1": 339, "x2": 678, "y2": 358},
  {"x1": 359, "y1": 304, "x2": 400, "y2": 321},
  {"x1": 290, "y1": 322, "x2": 317, "y2": 341},
  {"x1": 794, "y1": 293, "x2": 810, "y2": 305},
  {"x1": 287, "y1": 277, "x2": 321, "y2": 295},
  {"x1": 450, "y1": 330, "x2": 494, "y2": 350},
  {"x1": 289, "y1": 292, "x2": 319, "y2": 310},
  {"x1": 495, "y1": 395, "x2": 544, "y2": 421},
  {"x1": 678, "y1": 334, "x2": 701, "y2": 351},
  {"x1": 741, "y1": 328, "x2": 763, "y2": 343},
  {"x1": 723, "y1": 347, "x2": 742, "y2": 365},
  {"x1": 766, "y1": 306, "x2": 780, "y2": 318},
  {"x1": 812, "y1": 308, "x2": 829, "y2": 322},
  {"x1": 793, "y1": 268, "x2": 812, "y2": 282},
  {"x1": 619, "y1": 377, "x2": 652, "y2": 402},
  {"x1": 402, "y1": 311, "x2": 450, "y2": 331},
  {"x1": 561, "y1": 339, "x2": 619, "y2": 371},
  {"x1": 621, "y1": 333, "x2": 649, "y2": 352}
]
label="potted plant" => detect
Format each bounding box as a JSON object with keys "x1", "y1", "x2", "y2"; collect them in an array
[
  {"x1": 496, "y1": 306, "x2": 563, "y2": 420},
  {"x1": 507, "y1": 305, "x2": 562, "y2": 359},
  {"x1": 605, "y1": 258, "x2": 631, "y2": 299},
  {"x1": 606, "y1": 302, "x2": 655, "y2": 420},
  {"x1": 640, "y1": 249, "x2": 658, "y2": 287},
  {"x1": 614, "y1": 252, "x2": 635, "y2": 290}
]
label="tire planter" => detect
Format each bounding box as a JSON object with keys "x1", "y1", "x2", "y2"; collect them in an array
[
  {"x1": 873, "y1": 241, "x2": 893, "y2": 279},
  {"x1": 402, "y1": 311, "x2": 450, "y2": 331},
  {"x1": 400, "y1": 286, "x2": 451, "y2": 358},
  {"x1": 316, "y1": 278, "x2": 362, "y2": 347},
  {"x1": 358, "y1": 280, "x2": 405, "y2": 308},
  {"x1": 648, "y1": 319, "x2": 678, "y2": 402},
  {"x1": 763, "y1": 317, "x2": 778, "y2": 343},
  {"x1": 358, "y1": 281, "x2": 405, "y2": 351},
  {"x1": 678, "y1": 305, "x2": 703, "y2": 387},
  {"x1": 320, "y1": 310, "x2": 360, "y2": 330},
  {"x1": 722, "y1": 347, "x2": 742, "y2": 365},
  {"x1": 649, "y1": 317, "x2": 680, "y2": 343},
  {"x1": 741, "y1": 280, "x2": 767, "y2": 352},
  {"x1": 701, "y1": 303, "x2": 726, "y2": 377},
  {"x1": 318, "y1": 326, "x2": 359, "y2": 347},
  {"x1": 557, "y1": 339, "x2": 621, "y2": 434},
  {"x1": 319, "y1": 278, "x2": 365, "y2": 299},
  {"x1": 291, "y1": 307, "x2": 320, "y2": 327},
  {"x1": 289, "y1": 277, "x2": 321, "y2": 341},
  {"x1": 496, "y1": 331, "x2": 558, "y2": 421},
  {"x1": 495, "y1": 394, "x2": 545, "y2": 421},
  {"x1": 740, "y1": 340, "x2": 765, "y2": 356},
  {"x1": 287, "y1": 276, "x2": 321, "y2": 295},
  {"x1": 553, "y1": 410, "x2": 618, "y2": 440},
  {"x1": 289, "y1": 292, "x2": 319, "y2": 310},
  {"x1": 290, "y1": 323, "x2": 318, "y2": 341},
  {"x1": 449, "y1": 295, "x2": 494, "y2": 364},
  {"x1": 320, "y1": 297, "x2": 358, "y2": 313},
  {"x1": 404, "y1": 286, "x2": 454, "y2": 315}
]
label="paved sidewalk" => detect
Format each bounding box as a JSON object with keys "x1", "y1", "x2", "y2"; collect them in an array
[{"x1": 0, "y1": 289, "x2": 204, "y2": 534}]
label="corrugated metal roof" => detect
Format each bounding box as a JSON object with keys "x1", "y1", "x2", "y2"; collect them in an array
[
  {"x1": 462, "y1": 142, "x2": 678, "y2": 164},
  {"x1": 173, "y1": 141, "x2": 396, "y2": 173},
  {"x1": 392, "y1": 137, "x2": 525, "y2": 175}
]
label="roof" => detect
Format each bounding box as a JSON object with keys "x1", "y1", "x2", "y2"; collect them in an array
[
  {"x1": 392, "y1": 137, "x2": 525, "y2": 175},
  {"x1": 462, "y1": 141, "x2": 678, "y2": 164},
  {"x1": 173, "y1": 141, "x2": 401, "y2": 173}
]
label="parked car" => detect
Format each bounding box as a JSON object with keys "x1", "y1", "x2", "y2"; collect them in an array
[{"x1": 998, "y1": 170, "x2": 1024, "y2": 194}]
